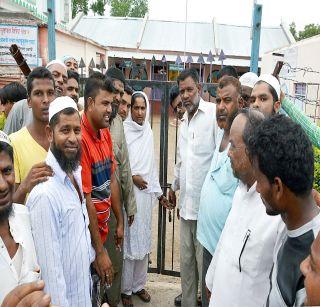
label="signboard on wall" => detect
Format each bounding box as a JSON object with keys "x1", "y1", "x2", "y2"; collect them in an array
[{"x1": 0, "y1": 24, "x2": 38, "y2": 66}]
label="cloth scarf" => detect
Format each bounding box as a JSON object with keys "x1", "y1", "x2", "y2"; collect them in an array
[{"x1": 123, "y1": 91, "x2": 162, "y2": 195}]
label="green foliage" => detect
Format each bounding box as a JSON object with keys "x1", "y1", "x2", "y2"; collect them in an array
[
  {"x1": 107, "y1": 0, "x2": 148, "y2": 18},
  {"x1": 289, "y1": 22, "x2": 320, "y2": 41},
  {"x1": 72, "y1": 0, "x2": 89, "y2": 18},
  {"x1": 91, "y1": 0, "x2": 106, "y2": 16},
  {"x1": 289, "y1": 22, "x2": 297, "y2": 40},
  {"x1": 299, "y1": 24, "x2": 320, "y2": 40},
  {"x1": 315, "y1": 147, "x2": 320, "y2": 192}
]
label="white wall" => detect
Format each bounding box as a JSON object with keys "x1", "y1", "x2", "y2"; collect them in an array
[
  {"x1": 261, "y1": 35, "x2": 320, "y2": 121},
  {"x1": 56, "y1": 31, "x2": 107, "y2": 76}
]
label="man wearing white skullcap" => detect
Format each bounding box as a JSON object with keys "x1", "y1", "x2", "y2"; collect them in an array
[
  {"x1": 46, "y1": 60, "x2": 67, "y2": 97},
  {"x1": 26, "y1": 96, "x2": 94, "y2": 306},
  {"x1": 250, "y1": 74, "x2": 281, "y2": 116},
  {"x1": 239, "y1": 72, "x2": 258, "y2": 107},
  {"x1": 61, "y1": 55, "x2": 78, "y2": 72}
]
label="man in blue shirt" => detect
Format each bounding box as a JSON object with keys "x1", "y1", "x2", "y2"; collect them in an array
[{"x1": 197, "y1": 76, "x2": 243, "y2": 307}]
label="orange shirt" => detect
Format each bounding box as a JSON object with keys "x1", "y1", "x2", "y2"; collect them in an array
[{"x1": 81, "y1": 113, "x2": 116, "y2": 243}]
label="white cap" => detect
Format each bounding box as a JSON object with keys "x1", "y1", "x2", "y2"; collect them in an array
[
  {"x1": 239, "y1": 72, "x2": 259, "y2": 88},
  {"x1": 46, "y1": 59, "x2": 67, "y2": 71},
  {"x1": 49, "y1": 96, "x2": 78, "y2": 122},
  {"x1": 255, "y1": 74, "x2": 281, "y2": 100},
  {"x1": 0, "y1": 131, "x2": 11, "y2": 146}
]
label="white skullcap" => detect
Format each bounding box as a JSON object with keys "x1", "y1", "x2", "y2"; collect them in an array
[
  {"x1": 46, "y1": 59, "x2": 67, "y2": 71},
  {"x1": 61, "y1": 55, "x2": 77, "y2": 63},
  {"x1": 0, "y1": 131, "x2": 11, "y2": 146},
  {"x1": 255, "y1": 74, "x2": 281, "y2": 100},
  {"x1": 239, "y1": 72, "x2": 259, "y2": 88},
  {"x1": 49, "y1": 96, "x2": 78, "y2": 122}
]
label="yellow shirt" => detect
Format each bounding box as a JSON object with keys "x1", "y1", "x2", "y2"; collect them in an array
[{"x1": 10, "y1": 127, "x2": 47, "y2": 184}]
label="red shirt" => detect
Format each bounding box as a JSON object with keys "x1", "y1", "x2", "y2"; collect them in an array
[{"x1": 81, "y1": 113, "x2": 116, "y2": 243}]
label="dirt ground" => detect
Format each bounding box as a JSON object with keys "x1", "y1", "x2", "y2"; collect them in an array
[{"x1": 120, "y1": 274, "x2": 181, "y2": 307}]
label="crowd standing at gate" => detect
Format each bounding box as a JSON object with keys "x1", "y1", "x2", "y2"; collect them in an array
[{"x1": 1, "y1": 52, "x2": 320, "y2": 307}]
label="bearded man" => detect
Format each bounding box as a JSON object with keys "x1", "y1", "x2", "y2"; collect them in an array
[{"x1": 26, "y1": 96, "x2": 94, "y2": 307}]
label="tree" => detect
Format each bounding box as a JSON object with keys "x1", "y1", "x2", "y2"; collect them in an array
[
  {"x1": 107, "y1": 0, "x2": 148, "y2": 18},
  {"x1": 299, "y1": 24, "x2": 320, "y2": 40},
  {"x1": 289, "y1": 22, "x2": 298, "y2": 40},
  {"x1": 289, "y1": 22, "x2": 320, "y2": 41},
  {"x1": 72, "y1": 0, "x2": 89, "y2": 18},
  {"x1": 91, "y1": 0, "x2": 106, "y2": 16}
]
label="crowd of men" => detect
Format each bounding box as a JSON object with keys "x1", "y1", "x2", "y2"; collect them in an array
[{"x1": 0, "y1": 54, "x2": 320, "y2": 307}]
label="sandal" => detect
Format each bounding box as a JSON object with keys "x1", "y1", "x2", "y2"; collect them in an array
[
  {"x1": 121, "y1": 293, "x2": 133, "y2": 307},
  {"x1": 133, "y1": 289, "x2": 151, "y2": 303}
]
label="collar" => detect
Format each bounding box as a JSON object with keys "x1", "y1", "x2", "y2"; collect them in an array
[
  {"x1": 183, "y1": 98, "x2": 207, "y2": 122},
  {"x1": 8, "y1": 204, "x2": 29, "y2": 247},
  {"x1": 45, "y1": 150, "x2": 81, "y2": 185},
  {"x1": 239, "y1": 180, "x2": 257, "y2": 197},
  {"x1": 81, "y1": 113, "x2": 104, "y2": 143},
  {"x1": 198, "y1": 98, "x2": 207, "y2": 113}
]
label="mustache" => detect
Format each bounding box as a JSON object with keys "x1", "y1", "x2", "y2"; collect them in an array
[{"x1": 217, "y1": 111, "x2": 228, "y2": 117}]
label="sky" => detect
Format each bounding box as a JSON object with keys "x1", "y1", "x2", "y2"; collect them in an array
[{"x1": 98, "y1": 0, "x2": 320, "y2": 31}]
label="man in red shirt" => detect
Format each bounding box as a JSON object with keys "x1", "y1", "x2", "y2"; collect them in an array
[{"x1": 81, "y1": 73, "x2": 124, "y2": 295}]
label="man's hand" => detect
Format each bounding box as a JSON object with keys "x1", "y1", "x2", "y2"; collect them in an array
[
  {"x1": 128, "y1": 215, "x2": 134, "y2": 227},
  {"x1": 158, "y1": 195, "x2": 174, "y2": 210},
  {"x1": 115, "y1": 223, "x2": 124, "y2": 250},
  {"x1": 1, "y1": 280, "x2": 51, "y2": 307},
  {"x1": 132, "y1": 175, "x2": 148, "y2": 190},
  {"x1": 20, "y1": 162, "x2": 53, "y2": 194},
  {"x1": 93, "y1": 249, "x2": 114, "y2": 286},
  {"x1": 168, "y1": 188, "x2": 176, "y2": 207}
]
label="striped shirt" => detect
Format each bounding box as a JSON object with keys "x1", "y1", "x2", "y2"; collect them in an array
[
  {"x1": 81, "y1": 113, "x2": 116, "y2": 243},
  {"x1": 26, "y1": 150, "x2": 95, "y2": 307}
]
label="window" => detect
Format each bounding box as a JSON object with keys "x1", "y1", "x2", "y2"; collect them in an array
[
  {"x1": 294, "y1": 83, "x2": 306, "y2": 111},
  {"x1": 294, "y1": 83, "x2": 306, "y2": 99}
]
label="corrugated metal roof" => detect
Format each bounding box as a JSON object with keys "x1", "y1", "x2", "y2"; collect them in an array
[
  {"x1": 72, "y1": 16, "x2": 292, "y2": 58},
  {"x1": 73, "y1": 16, "x2": 143, "y2": 48},
  {"x1": 140, "y1": 20, "x2": 214, "y2": 53}
]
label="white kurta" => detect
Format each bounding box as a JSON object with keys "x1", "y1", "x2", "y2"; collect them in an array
[
  {"x1": 123, "y1": 91, "x2": 162, "y2": 260},
  {"x1": 206, "y1": 181, "x2": 282, "y2": 307}
]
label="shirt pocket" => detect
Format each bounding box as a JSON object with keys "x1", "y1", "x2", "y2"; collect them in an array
[{"x1": 193, "y1": 132, "x2": 213, "y2": 155}]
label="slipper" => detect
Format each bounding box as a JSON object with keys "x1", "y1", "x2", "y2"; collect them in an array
[
  {"x1": 121, "y1": 293, "x2": 133, "y2": 307},
  {"x1": 133, "y1": 289, "x2": 151, "y2": 303}
]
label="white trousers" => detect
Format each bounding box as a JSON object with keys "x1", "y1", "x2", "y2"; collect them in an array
[{"x1": 121, "y1": 255, "x2": 148, "y2": 295}]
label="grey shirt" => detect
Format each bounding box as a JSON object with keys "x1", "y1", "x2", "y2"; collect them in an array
[
  {"x1": 4, "y1": 99, "x2": 33, "y2": 134},
  {"x1": 110, "y1": 114, "x2": 137, "y2": 217}
]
